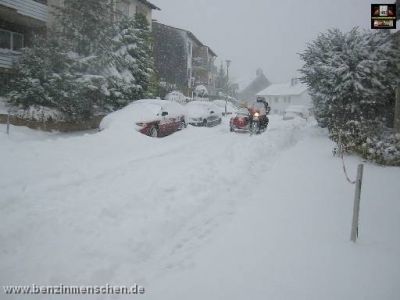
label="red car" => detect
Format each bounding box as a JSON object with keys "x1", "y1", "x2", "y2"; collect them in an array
[
  {"x1": 100, "y1": 100, "x2": 187, "y2": 138},
  {"x1": 134, "y1": 100, "x2": 187, "y2": 137},
  {"x1": 230, "y1": 108, "x2": 269, "y2": 133},
  {"x1": 230, "y1": 109, "x2": 251, "y2": 132}
]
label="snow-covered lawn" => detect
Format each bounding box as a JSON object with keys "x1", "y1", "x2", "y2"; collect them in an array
[{"x1": 0, "y1": 116, "x2": 399, "y2": 300}]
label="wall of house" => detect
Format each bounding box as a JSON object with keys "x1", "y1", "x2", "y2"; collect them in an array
[
  {"x1": 115, "y1": 0, "x2": 152, "y2": 26},
  {"x1": 152, "y1": 23, "x2": 188, "y2": 95},
  {"x1": 135, "y1": 0, "x2": 152, "y2": 24},
  {"x1": 0, "y1": 0, "x2": 47, "y2": 88},
  {"x1": 267, "y1": 91, "x2": 312, "y2": 115},
  {"x1": 47, "y1": 0, "x2": 62, "y2": 28}
]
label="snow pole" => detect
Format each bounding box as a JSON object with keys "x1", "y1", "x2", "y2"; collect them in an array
[{"x1": 350, "y1": 164, "x2": 364, "y2": 243}]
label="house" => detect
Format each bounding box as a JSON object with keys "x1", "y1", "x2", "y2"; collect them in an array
[
  {"x1": 152, "y1": 21, "x2": 218, "y2": 98},
  {"x1": 239, "y1": 68, "x2": 270, "y2": 102},
  {"x1": 0, "y1": 0, "x2": 48, "y2": 73},
  {"x1": 0, "y1": 0, "x2": 160, "y2": 94},
  {"x1": 113, "y1": 0, "x2": 160, "y2": 27},
  {"x1": 257, "y1": 78, "x2": 312, "y2": 115}
]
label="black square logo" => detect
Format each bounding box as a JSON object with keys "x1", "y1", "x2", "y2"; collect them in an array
[{"x1": 371, "y1": 4, "x2": 397, "y2": 29}]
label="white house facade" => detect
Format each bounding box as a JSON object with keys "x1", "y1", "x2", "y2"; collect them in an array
[{"x1": 257, "y1": 79, "x2": 312, "y2": 115}]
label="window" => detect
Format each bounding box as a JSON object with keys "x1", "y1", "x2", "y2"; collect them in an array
[
  {"x1": 0, "y1": 30, "x2": 11, "y2": 49},
  {"x1": 0, "y1": 29, "x2": 24, "y2": 51},
  {"x1": 13, "y1": 33, "x2": 24, "y2": 51},
  {"x1": 274, "y1": 97, "x2": 279, "y2": 103}
]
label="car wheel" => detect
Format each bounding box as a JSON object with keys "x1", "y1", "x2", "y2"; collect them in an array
[
  {"x1": 149, "y1": 126, "x2": 158, "y2": 138},
  {"x1": 202, "y1": 119, "x2": 208, "y2": 127}
]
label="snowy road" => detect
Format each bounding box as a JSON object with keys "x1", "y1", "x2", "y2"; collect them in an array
[{"x1": 1, "y1": 117, "x2": 399, "y2": 299}]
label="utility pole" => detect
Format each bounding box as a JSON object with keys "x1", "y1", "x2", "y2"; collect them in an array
[
  {"x1": 225, "y1": 60, "x2": 231, "y2": 81},
  {"x1": 225, "y1": 60, "x2": 232, "y2": 115}
]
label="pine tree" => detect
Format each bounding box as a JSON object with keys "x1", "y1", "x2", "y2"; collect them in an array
[
  {"x1": 132, "y1": 13, "x2": 155, "y2": 98},
  {"x1": 299, "y1": 28, "x2": 400, "y2": 165},
  {"x1": 54, "y1": 0, "x2": 115, "y2": 59},
  {"x1": 7, "y1": 34, "x2": 92, "y2": 118}
]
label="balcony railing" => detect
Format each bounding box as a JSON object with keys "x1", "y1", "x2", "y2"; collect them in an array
[
  {"x1": 0, "y1": 0, "x2": 48, "y2": 22},
  {"x1": 0, "y1": 50, "x2": 19, "y2": 69}
]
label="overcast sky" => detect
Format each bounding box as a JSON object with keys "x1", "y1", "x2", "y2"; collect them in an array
[{"x1": 151, "y1": 0, "x2": 391, "y2": 89}]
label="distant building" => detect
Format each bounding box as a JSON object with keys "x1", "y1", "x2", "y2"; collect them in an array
[
  {"x1": 152, "y1": 21, "x2": 217, "y2": 97},
  {"x1": 257, "y1": 78, "x2": 311, "y2": 115},
  {"x1": 239, "y1": 69, "x2": 270, "y2": 102}
]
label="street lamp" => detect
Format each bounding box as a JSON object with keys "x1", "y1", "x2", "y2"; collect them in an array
[
  {"x1": 225, "y1": 60, "x2": 232, "y2": 80},
  {"x1": 225, "y1": 60, "x2": 232, "y2": 115}
]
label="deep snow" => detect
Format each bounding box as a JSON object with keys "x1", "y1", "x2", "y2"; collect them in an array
[{"x1": 0, "y1": 116, "x2": 399, "y2": 300}]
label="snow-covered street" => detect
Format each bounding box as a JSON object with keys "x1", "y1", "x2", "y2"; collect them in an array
[{"x1": 1, "y1": 117, "x2": 399, "y2": 300}]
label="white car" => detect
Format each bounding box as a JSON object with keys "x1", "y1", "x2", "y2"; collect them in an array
[
  {"x1": 212, "y1": 100, "x2": 238, "y2": 116},
  {"x1": 185, "y1": 101, "x2": 222, "y2": 127},
  {"x1": 283, "y1": 105, "x2": 310, "y2": 120}
]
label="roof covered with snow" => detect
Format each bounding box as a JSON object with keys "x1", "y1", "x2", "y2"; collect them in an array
[
  {"x1": 153, "y1": 22, "x2": 217, "y2": 57},
  {"x1": 139, "y1": 0, "x2": 161, "y2": 10},
  {"x1": 257, "y1": 82, "x2": 308, "y2": 97}
]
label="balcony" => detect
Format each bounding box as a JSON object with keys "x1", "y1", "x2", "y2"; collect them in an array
[
  {"x1": 192, "y1": 57, "x2": 211, "y2": 71},
  {"x1": 0, "y1": 0, "x2": 48, "y2": 23},
  {"x1": 0, "y1": 49, "x2": 19, "y2": 69}
]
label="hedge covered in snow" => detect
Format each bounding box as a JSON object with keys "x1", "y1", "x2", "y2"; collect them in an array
[{"x1": 300, "y1": 28, "x2": 400, "y2": 166}]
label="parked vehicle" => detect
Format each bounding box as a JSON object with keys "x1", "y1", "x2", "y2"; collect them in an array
[
  {"x1": 212, "y1": 100, "x2": 238, "y2": 116},
  {"x1": 165, "y1": 91, "x2": 190, "y2": 104},
  {"x1": 230, "y1": 107, "x2": 269, "y2": 134},
  {"x1": 186, "y1": 101, "x2": 222, "y2": 127},
  {"x1": 282, "y1": 105, "x2": 310, "y2": 120},
  {"x1": 230, "y1": 109, "x2": 251, "y2": 132},
  {"x1": 100, "y1": 100, "x2": 186, "y2": 138}
]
